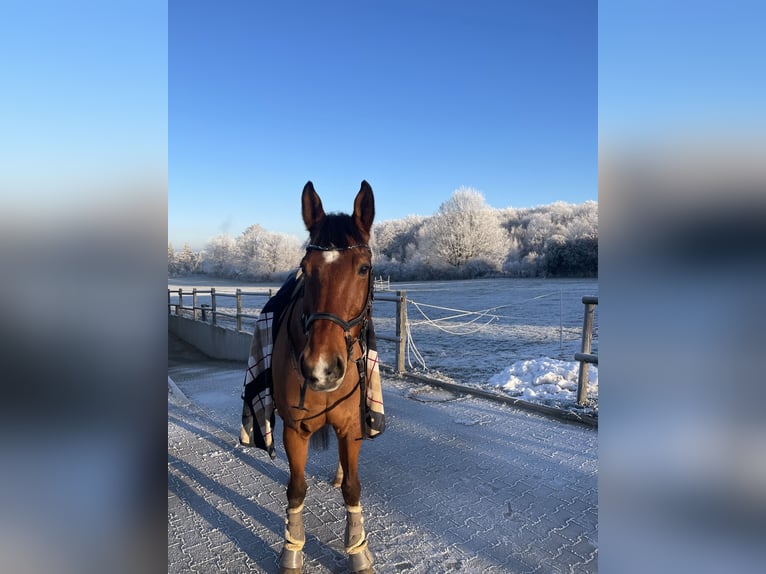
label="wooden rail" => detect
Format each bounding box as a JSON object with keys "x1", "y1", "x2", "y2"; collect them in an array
[
  {"x1": 168, "y1": 287, "x2": 272, "y2": 332},
  {"x1": 168, "y1": 286, "x2": 409, "y2": 373}
]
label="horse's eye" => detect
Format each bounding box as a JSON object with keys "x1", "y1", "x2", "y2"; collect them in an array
[{"x1": 358, "y1": 264, "x2": 370, "y2": 276}]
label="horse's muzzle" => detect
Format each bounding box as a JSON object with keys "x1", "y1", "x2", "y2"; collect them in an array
[{"x1": 300, "y1": 353, "x2": 346, "y2": 392}]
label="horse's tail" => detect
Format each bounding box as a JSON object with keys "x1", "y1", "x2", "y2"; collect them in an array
[{"x1": 310, "y1": 424, "x2": 330, "y2": 451}]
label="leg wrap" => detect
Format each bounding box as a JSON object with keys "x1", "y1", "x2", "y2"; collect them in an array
[
  {"x1": 345, "y1": 504, "x2": 374, "y2": 572},
  {"x1": 344, "y1": 505, "x2": 366, "y2": 553},
  {"x1": 284, "y1": 504, "x2": 305, "y2": 552},
  {"x1": 280, "y1": 504, "x2": 305, "y2": 571}
]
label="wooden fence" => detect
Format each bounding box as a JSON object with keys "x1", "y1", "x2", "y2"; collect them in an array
[
  {"x1": 373, "y1": 291, "x2": 407, "y2": 372},
  {"x1": 169, "y1": 286, "x2": 597, "y2": 405},
  {"x1": 574, "y1": 296, "x2": 598, "y2": 406},
  {"x1": 167, "y1": 287, "x2": 272, "y2": 331},
  {"x1": 168, "y1": 287, "x2": 409, "y2": 373}
]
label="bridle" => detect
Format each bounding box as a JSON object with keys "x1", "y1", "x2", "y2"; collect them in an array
[
  {"x1": 301, "y1": 243, "x2": 374, "y2": 361},
  {"x1": 291, "y1": 243, "x2": 374, "y2": 416}
]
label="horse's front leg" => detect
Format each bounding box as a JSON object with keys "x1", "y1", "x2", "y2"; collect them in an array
[
  {"x1": 280, "y1": 425, "x2": 309, "y2": 574},
  {"x1": 337, "y1": 433, "x2": 374, "y2": 574}
]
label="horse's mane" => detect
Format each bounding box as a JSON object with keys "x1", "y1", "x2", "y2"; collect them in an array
[{"x1": 309, "y1": 213, "x2": 367, "y2": 248}]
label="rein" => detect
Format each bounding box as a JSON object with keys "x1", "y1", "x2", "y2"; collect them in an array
[{"x1": 290, "y1": 243, "x2": 374, "y2": 422}]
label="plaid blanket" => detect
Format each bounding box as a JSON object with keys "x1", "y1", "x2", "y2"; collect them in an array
[{"x1": 239, "y1": 272, "x2": 385, "y2": 459}]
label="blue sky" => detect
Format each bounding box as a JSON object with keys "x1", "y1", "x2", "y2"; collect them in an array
[
  {"x1": 599, "y1": 0, "x2": 765, "y2": 143},
  {"x1": 169, "y1": 0, "x2": 597, "y2": 249},
  {"x1": 1, "y1": 1, "x2": 167, "y2": 199}
]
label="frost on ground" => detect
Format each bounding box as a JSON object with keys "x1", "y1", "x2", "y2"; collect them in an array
[{"x1": 488, "y1": 358, "x2": 598, "y2": 412}]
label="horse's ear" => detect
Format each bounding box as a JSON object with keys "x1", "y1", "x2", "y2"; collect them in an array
[
  {"x1": 302, "y1": 181, "x2": 325, "y2": 232},
  {"x1": 353, "y1": 180, "x2": 375, "y2": 238}
]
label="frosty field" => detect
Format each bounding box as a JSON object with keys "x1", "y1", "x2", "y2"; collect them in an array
[{"x1": 168, "y1": 276, "x2": 598, "y2": 411}]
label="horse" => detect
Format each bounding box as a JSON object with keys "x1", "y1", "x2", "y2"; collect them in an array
[{"x1": 271, "y1": 181, "x2": 376, "y2": 574}]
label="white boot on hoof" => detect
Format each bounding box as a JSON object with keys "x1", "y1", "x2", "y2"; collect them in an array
[
  {"x1": 345, "y1": 505, "x2": 373, "y2": 573},
  {"x1": 280, "y1": 504, "x2": 305, "y2": 573}
]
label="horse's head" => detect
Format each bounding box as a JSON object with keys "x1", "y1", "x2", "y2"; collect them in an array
[{"x1": 298, "y1": 180, "x2": 375, "y2": 392}]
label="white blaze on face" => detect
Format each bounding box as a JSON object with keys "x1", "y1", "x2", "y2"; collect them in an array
[
  {"x1": 314, "y1": 356, "x2": 330, "y2": 380},
  {"x1": 322, "y1": 250, "x2": 340, "y2": 264}
]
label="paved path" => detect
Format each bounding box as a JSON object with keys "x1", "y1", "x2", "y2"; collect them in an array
[{"x1": 168, "y1": 333, "x2": 598, "y2": 573}]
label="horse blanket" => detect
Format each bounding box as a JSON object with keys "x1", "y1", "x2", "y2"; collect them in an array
[{"x1": 239, "y1": 271, "x2": 385, "y2": 459}]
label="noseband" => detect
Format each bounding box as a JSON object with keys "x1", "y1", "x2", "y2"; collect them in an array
[{"x1": 292, "y1": 243, "x2": 374, "y2": 414}]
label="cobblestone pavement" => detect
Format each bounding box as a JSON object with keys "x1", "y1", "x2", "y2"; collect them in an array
[{"x1": 168, "y1": 334, "x2": 598, "y2": 573}]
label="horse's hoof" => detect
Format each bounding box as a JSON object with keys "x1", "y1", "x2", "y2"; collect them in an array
[
  {"x1": 279, "y1": 547, "x2": 303, "y2": 573},
  {"x1": 348, "y1": 546, "x2": 374, "y2": 573}
]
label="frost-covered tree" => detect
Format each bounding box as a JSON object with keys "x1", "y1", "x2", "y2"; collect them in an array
[
  {"x1": 203, "y1": 234, "x2": 237, "y2": 277},
  {"x1": 544, "y1": 234, "x2": 597, "y2": 277},
  {"x1": 373, "y1": 216, "x2": 425, "y2": 261},
  {"x1": 372, "y1": 215, "x2": 426, "y2": 277},
  {"x1": 235, "y1": 224, "x2": 268, "y2": 278},
  {"x1": 520, "y1": 250, "x2": 541, "y2": 277},
  {"x1": 420, "y1": 188, "x2": 510, "y2": 272},
  {"x1": 216, "y1": 225, "x2": 305, "y2": 280},
  {"x1": 173, "y1": 193, "x2": 597, "y2": 280},
  {"x1": 258, "y1": 232, "x2": 303, "y2": 278},
  {"x1": 168, "y1": 243, "x2": 178, "y2": 276},
  {"x1": 175, "y1": 243, "x2": 201, "y2": 275},
  {"x1": 565, "y1": 201, "x2": 598, "y2": 241},
  {"x1": 524, "y1": 212, "x2": 560, "y2": 255}
]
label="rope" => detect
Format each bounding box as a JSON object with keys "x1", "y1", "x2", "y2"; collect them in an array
[
  {"x1": 406, "y1": 291, "x2": 561, "y2": 331},
  {"x1": 405, "y1": 322, "x2": 427, "y2": 370},
  {"x1": 400, "y1": 291, "x2": 564, "y2": 368},
  {"x1": 408, "y1": 300, "x2": 498, "y2": 335}
]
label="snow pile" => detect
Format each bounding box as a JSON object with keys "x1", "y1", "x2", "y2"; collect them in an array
[{"x1": 489, "y1": 358, "x2": 598, "y2": 406}]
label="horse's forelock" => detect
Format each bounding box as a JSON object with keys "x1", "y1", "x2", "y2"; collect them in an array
[{"x1": 310, "y1": 213, "x2": 367, "y2": 248}]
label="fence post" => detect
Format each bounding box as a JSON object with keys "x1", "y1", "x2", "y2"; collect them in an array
[
  {"x1": 211, "y1": 287, "x2": 217, "y2": 326},
  {"x1": 395, "y1": 290, "x2": 407, "y2": 373},
  {"x1": 192, "y1": 288, "x2": 198, "y2": 321},
  {"x1": 576, "y1": 296, "x2": 597, "y2": 406},
  {"x1": 177, "y1": 288, "x2": 183, "y2": 316},
  {"x1": 167, "y1": 289, "x2": 171, "y2": 315},
  {"x1": 236, "y1": 288, "x2": 242, "y2": 331}
]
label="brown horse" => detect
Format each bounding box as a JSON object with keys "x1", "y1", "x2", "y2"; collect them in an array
[{"x1": 271, "y1": 181, "x2": 376, "y2": 573}]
